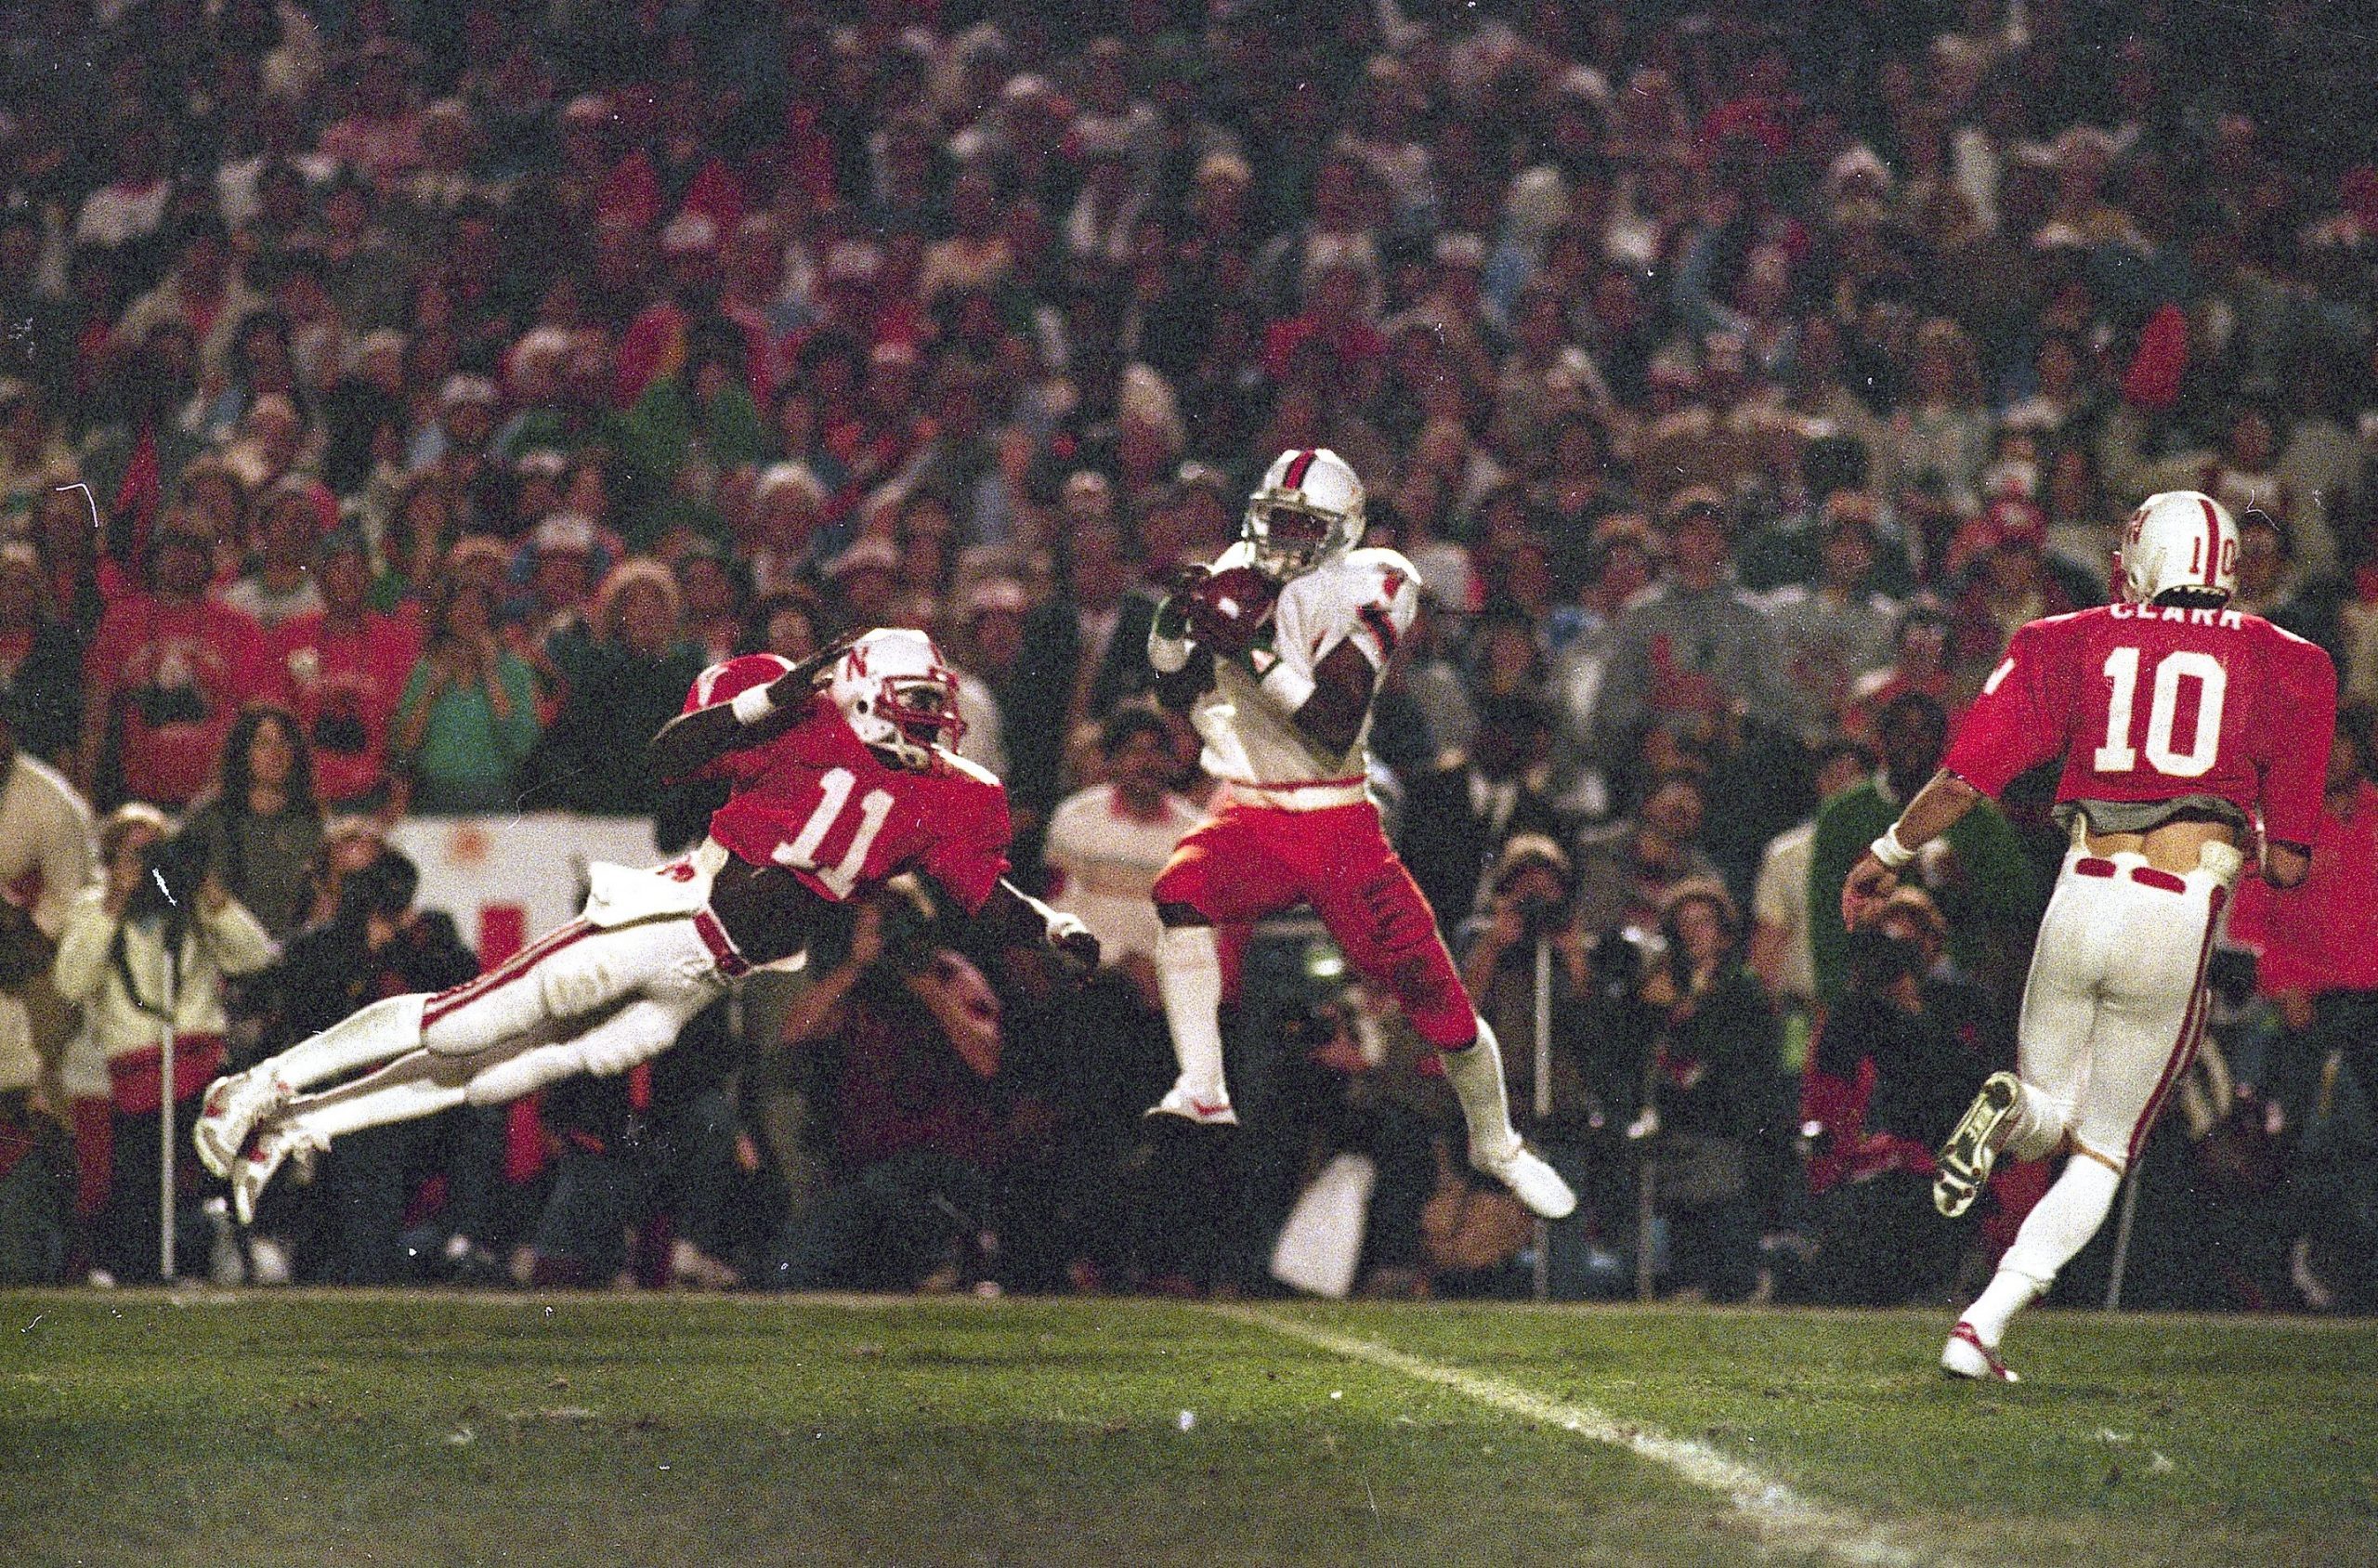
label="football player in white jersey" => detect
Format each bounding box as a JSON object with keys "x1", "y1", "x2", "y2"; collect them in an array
[{"x1": 1143, "y1": 449, "x2": 1575, "y2": 1220}]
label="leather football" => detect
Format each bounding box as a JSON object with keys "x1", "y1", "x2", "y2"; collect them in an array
[{"x1": 1183, "y1": 565, "x2": 1279, "y2": 653}]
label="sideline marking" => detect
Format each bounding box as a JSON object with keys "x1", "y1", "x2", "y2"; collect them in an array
[{"x1": 1209, "y1": 1302, "x2": 1953, "y2": 1568}]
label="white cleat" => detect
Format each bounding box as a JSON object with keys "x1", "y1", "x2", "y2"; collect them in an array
[
  {"x1": 193, "y1": 1070, "x2": 292, "y2": 1181},
  {"x1": 1146, "y1": 1082, "x2": 1238, "y2": 1127},
  {"x1": 1940, "y1": 1322, "x2": 2019, "y2": 1382},
  {"x1": 1474, "y1": 1142, "x2": 1576, "y2": 1220},
  {"x1": 1935, "y1": 1071, "x2": 2023, "y2": 1218},
  {"x1": 232, "y1": 1123, "x2": 326, "y2": 1227}
]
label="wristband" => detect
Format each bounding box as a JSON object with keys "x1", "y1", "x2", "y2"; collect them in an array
[
  {"x1": 1258, "y1": 659, "x2": 1316, "y2": 712},
  {"x1": 1869, "y1": 823, "x2": 1915, "y2": 871},
  {"x1": 729, "y1": 684, "x2": 777, "y2": 725}
]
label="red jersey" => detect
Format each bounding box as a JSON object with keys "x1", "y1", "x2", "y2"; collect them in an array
[
  {"x1": 85, "y1": 594, "x2": 280, "y2": 807},
  {"x1": 2227, "y1": 780, "x2": 2378, "y2": 994},
  {"x1": 271, "y1": 608, "x2": 424, "y2": 806},
  {"x1": 680, "y1": 656, "x2": 1012, "y2": 913},
  {"x1": 1944, "y1": 603, "x2": 2336, "y2": 847}
]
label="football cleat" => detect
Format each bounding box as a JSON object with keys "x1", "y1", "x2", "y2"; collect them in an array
[
  {"x1": 1472, "y1": 1142, "x2": 1577, "y2": 1221},
  {"x1": 193, "y1": 1069, "x2": 292, "y2": 1181},
  {"x1": 1146, "y1": 1081, "x2": 1238, "y2": 1127},
  {"x1": 232, "y1": 1122, "x2": 327, "y2": 1227},
  {"x1": 1940, "y1": 1321, "x2": 2019, "y2": 1382},
  {"x1": 1934, "y1": 1071, "x2": 2023, "y2": 1218}
]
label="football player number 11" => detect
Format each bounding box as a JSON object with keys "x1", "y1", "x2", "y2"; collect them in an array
[
  {"x1": 2092, "y1": 646, "x2": 2226, "y2": 778},
  {"x1": 773, "y1": 765, "x2": 895, "y2": 896}
]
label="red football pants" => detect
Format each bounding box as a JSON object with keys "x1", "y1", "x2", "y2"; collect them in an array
[{"x1": 1153, "y1": 797, "x2": 1479, "y2": 1049}]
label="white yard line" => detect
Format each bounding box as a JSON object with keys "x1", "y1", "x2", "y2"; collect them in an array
[{"x1": 1208, "y1": 1302, "x2": 1955, "y2": 1568}]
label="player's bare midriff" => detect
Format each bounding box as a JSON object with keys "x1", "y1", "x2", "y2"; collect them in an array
[{"x1": 2080, "y1": 817, "x2": 2239, "y2": 876}]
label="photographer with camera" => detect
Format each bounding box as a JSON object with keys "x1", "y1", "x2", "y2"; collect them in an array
[
  {"x1": 1626, "y1": 880, "x2": 1786, "y2": 1302},
  {"x1": 1458, "y1": 835, "x2": 1608, "y2": 1140},
  {"x1": 0, "y1": 684, "x2": 94, "y2": 1281},
  {"x1": 51, "y1": 804, "x2": 276, "y2": 1281},
  {"x1": 1801, "y1": 888, "x2": 1989, "y2": 1305},
  {"x1": 246, "y1": 844, "x2": 480, "y2": 1283},
  {"x1": 756, "y1": 882, "x2": 1013, "y2": 1291}
]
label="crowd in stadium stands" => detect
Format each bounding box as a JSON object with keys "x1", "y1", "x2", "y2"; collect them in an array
[{"x1": 2, "y1": 0, "x2": 2377, "y2": 1307}]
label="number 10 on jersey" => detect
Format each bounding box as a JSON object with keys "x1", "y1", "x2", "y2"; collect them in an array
[
  {"x1": 2093, "y1": 646, "x2": 2227, "y2": 778},
  {"x1": 773, "y1": 765, "x2": 895, "y2": 896}
]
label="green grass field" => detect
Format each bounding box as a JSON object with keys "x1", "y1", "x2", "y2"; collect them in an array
[{"x1": 7, "y1": 1291, "x2": 2375, "y2": 1567}]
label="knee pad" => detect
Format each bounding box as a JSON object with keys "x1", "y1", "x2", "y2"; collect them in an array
[
  {"x1": 577, "y1": 1003, "x2": 686, "y2": 1079},
  {"x1": 536, "y1": 934, "x2": 626, "y2": 1020}
]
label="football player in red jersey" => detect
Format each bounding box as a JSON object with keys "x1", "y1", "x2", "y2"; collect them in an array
[
  {"x1": 194, "y1": 628, "x2": 1097, "y2": 1222},
  {"x1": 1840, "y1": 491, "x2": 2336, "y2": 1380},
  {"x1": 1143, "y1": 449, "x2": 1574, "y2": 1220}
]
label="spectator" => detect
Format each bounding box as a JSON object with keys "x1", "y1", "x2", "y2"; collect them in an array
[
  {"x1": 1042, "y1": 707, "x2": 1207, "y2": 997},
  {"x1": 114, "y1": 216, "x2": 265, "y2": 382},
  {"x1": 1544, "y1": 516, "x2": 1658, "y2": 815},
  {"x1": 273, "y1": 526, "x2": 422, "y2": 812},
  {"x1": 1458, "y1": 834, "x2": 1615, "y2": 1141},
  {"x1": 1573, "y1": 769, "x2": 1726, "y2": 940},
  {"x1": 1946, "y1": 497, "x2": 2089, "y2": 679},
  {"x1": 391, "y1": 574, "x2": 541, "y2": 816},
  {"x1": 1808, "y1": 692, "x2": 2036, "y2": 1008},
  {"x1": 52, "y1": 804, "x2": 276, "y2": 1282},
  {"x1": 1801, "y1": 888, "x2": 1988, "y2": 1305},
  {"x1": 0, "y1": 383, "x2": 76, "y2": 516},
  {"x1": 1877, "y1": 317, "x2": 1993, "y2": 510},
  {"x1": 79, "y1": 509, "x2": 277, "y2": 811},
  {"x1": 1632, "y1": 880, "x2": 1784, "y2": 1302},
  {"x1": 176, "y1": 703, "x2": 323, "y2": 944},
  {"x1": 248, "y1": 847, "x2": 486, "y2": 1285},
  {"x1": 524, "y1": 559, "x2": 704, "y2": 815},
  {"x1": 1397, "y1": 695, "x2": 1564, "y2": 934},
  {"x1": 2229, "y1": 701, "x2": 2378, "y2": 1117},
  {"x1": 0, "y1": 542, "x2": 85, "y2": 766},
  {"x1": 0, "y1": 683, "x2": 95, "y2": 1185},
  {"x1": 219, "y1": 479, "x2": 328, "y2": 630},
  {"x1": 1750, "y1": 737, "x2": 1878, "y2": 1016},
  {"x1": 1840, "y1": 604, "x2": 1963, "y2": 745},
  {"x1": 1757, "y1": 492, "x2": 1902, "y2": 743},
  {"x1": 1593, "y1": 488, "x2": 1789, "y2": 764},
  {"x1": 760, "y1": 891, "x2": 1009, "y2": 1292}
]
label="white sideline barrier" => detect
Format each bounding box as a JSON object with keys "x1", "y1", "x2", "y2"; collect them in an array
[{"x1": 385, "y1": 814, "x2": 664, "y2": 961}]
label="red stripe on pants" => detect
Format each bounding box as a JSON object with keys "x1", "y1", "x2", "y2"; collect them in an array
[
  {"x1": 422, "y1": 918, "x2": 595, "y2": 1027},
  {"x1": 2125, "y1": 885, "x2": 2226, "y2": 1166}
]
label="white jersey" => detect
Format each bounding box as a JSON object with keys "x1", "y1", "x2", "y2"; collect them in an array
[{"x1": 1187, "y1": 543, "x2": 1421, "y2": 787}]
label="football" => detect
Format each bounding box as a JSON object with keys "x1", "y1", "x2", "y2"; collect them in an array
[{"x1": 1184, "y1": 565, "x2": 1280, "y2": 653}]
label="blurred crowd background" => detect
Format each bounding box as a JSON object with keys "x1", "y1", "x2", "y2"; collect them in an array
[{"x1": 3, "y1": 0, "x2": 2377, "y2": 1310}]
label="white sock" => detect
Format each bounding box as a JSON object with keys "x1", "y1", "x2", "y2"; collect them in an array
[
  {"x1": 1441, "y1": 1017, "x2": 1520, "y2": 1167},
  {"x1": 281, "y1": 1051, "x2": 467, "y2": 1142},
  {"x1": 1155, "y1": 924, "x2": 1229, "y2": 1102},
  {"x1": 260, "y1": 995, "x2": 427, "y2": 1091},
  {"x1": 1964, "y1": 1156, "x2": 2123, "y2": 1344}
]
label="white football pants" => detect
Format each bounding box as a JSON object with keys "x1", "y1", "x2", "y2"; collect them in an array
[
  {"x1": 2003, "y1": 845, "x2": 2233, "y2": 1173},
  {"x1": 265, "y1": 913, "x2": 738, "y2": 1147}
]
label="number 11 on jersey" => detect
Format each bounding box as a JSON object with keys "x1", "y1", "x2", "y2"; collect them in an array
[{"x1": 773, "y1": 764, "x2": 895, "y2": 896}]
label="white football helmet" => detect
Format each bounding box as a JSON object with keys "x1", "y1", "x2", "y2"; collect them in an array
[
  {"x1": 2118, "y1": 490, "x2": 2239, "y2": 606},
  {"x1": 824, "y1": 627, "x2": 966, "y2": 768},
  {"x1": 1244, "y1": 448, "x2": 1365, "y2": 580}
]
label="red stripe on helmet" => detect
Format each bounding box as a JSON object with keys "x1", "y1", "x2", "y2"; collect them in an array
[
  {"x1": 2197, "y1": 496, "x2": 2220, "y2": 586},
  {"x1": 1282, "y1": 450, "x2": 1317, "y2": 490}
]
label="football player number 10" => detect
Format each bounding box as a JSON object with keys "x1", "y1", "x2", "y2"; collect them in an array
[
  {"x1": 772, "y1": 765, "x2": 895, "y2": 896},
  {"x1": 2092, "y1": 646, "x2": 2226, "y2": 778}
]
